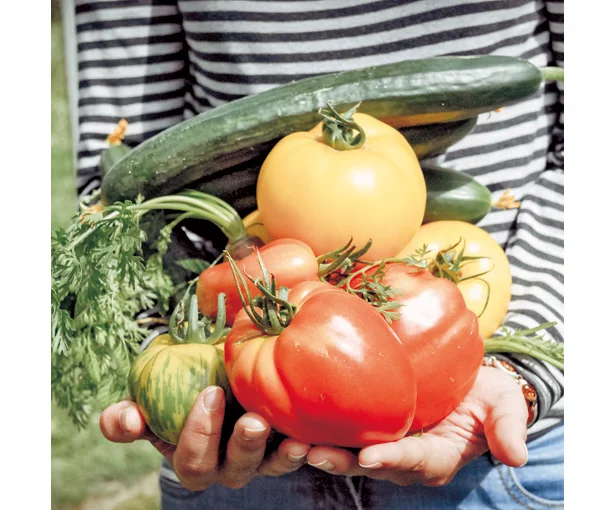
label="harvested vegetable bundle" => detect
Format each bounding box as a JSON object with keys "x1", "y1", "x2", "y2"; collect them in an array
[{"x1": 51, "y1": 58, "x2": 564, "y2": 433}]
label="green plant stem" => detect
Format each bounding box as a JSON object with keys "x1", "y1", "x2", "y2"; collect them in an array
[
  {"x1": 484, "y1": 322, "x2": 563, "y2": 371},
  {"x1": 135, "y1": 193, "x2": 247, "y2": 244},
  {"x1": 484, "y1": 339, "x2": 563, "y2": 371},
  {"x1": 74, "y1": 191, "x2": 249, "y2": 250},
  {"x1": 540, "y1": 66, "x2": 564, "y2": 82}
]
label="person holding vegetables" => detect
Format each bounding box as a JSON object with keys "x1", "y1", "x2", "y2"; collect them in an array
[{"x1": 70, "y1": 0, "x2": 564, "y2": 508}]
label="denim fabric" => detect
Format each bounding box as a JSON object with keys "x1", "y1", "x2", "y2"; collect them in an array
[{"x1": 160, "y1": 423, "x2": 563, "y2": 510}]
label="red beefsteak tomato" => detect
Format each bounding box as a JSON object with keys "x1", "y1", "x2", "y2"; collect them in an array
[
  {"x1": 224, "y1": 280, "x2": 417, "y2": 447},
  {"x1": 350, "y1": 264, "x2": 483, "y2": 431}
]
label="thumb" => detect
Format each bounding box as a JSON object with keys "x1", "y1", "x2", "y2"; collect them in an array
[{"x1": 483, "y1": 386, "x2": 529, "y2": 467}]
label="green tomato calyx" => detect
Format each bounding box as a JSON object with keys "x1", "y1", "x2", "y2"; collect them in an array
[
  {"x1": 319, "y1": 101, "x2": 366, "y2": 151},
  {"x1": 169, "y1": 292, "x2": 229, "y2": 344},
  {"x1": 225, "y1": 250, "x2": 296, "y2": 336}
]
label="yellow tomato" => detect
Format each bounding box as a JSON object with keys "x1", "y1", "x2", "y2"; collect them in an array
[
  {"x1": 256, "y1": 112, "x2": 426, "y2": 262},
  {"x1": 397, "y1": 221, "x2": 512, "y2": 339},
  {"x1": 242, "y1": 209, "x2": 273, "y2": 244}
]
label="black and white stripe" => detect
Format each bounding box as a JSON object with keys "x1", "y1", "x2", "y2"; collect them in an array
[{"x1": 73, "y1": 0, "x2": 564, "y2": 440}]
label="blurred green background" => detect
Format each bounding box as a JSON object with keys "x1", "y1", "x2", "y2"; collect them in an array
[{"x1": 51, "y1": 1, "x2": 162, "y2": 508}]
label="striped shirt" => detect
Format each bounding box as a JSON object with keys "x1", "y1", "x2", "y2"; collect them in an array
[{"x1": 74, "y1": 0, "x2": 564, "y2": 441}]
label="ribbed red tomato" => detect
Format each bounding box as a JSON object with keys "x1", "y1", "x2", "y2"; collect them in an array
[
  {"x1": 351, "y1": 264, "x2": 483, "y2": 431},
  {"x1": 224, "y1": 280, "x2": 417, "y2": 447}
]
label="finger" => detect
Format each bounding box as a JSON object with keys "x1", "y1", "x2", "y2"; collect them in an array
[
  {"x1": 357, "y1": 436, "x2": 461, "y2": 486},
  {"x1": 307, "y1": 446, "x2": 361, "y2": 475},
  {"x1": 149, "y1": 436, "x2": 178, "y2": 465},
  {"x1": 173, "y1": 386, "x2": 226, "y2": 491},
  {"x1": 99, "y1": 400, "x2": 146, "y2": 443},
  {"x1": 258, "y1": 438, "x2": 311, "y2": 477},
  {"x1": 219, "y1": 413, "x2": 271, "y2": 488},
  {"x1": 307, "y1": 446, "x2": 402, "y2": 482},
  {"x1": 483, "y1": 386, "x2": 529, "y2": 467}
]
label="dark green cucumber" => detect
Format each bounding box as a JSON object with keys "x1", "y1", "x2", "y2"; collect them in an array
[
  {"x1": 423, "y1": 164, "x2": 492, "y2": 224},
  {"x1": 101, "y1": 55, "x2": 543, "y2": 204},
  {"x1": 400, "y1": 117, "x2": 478, "y2": 159}
]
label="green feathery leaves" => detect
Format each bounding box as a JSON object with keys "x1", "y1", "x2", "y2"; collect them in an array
[{"x1": 51, "y1": 200, "x2": 175, "y2": 429}]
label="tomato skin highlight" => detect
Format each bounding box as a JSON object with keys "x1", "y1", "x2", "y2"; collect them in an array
[
  {"x1": 196, "y1": 239, "x2": 320, "y2": 325},
  {"x1": 225, "y1": 281, "x2": 417, "y2": 447},
  {"x1": 372, "y1": 266, "x2": 483, "y2": 431},
  {"x1": 256, "y1": 113, "x2": 426, "y2": 262}
]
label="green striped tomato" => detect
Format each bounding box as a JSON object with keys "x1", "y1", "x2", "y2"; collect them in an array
[{"x1": 127, "y1": 333, "x2": 228, "y2": 445}]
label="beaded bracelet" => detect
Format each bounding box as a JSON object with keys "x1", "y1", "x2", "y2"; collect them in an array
[{"x1": 482, "y1": 355, "x2": 538, "y2": 426}]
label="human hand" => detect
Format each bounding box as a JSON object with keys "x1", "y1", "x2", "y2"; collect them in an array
[
  {"x1": 306, "y1": 366, "x2": 529, "y2": 487},
  {"x1": 99, "y1": 386, "x2": 311, "y2": 491}
]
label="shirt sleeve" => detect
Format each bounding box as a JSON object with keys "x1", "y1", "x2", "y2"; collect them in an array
[{"x1": 74, "y1": 0, "x2": 188, "y2": 198}]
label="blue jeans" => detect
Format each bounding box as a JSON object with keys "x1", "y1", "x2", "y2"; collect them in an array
[{"x1": 160, "y1": 423, "x2": 564, "y2": 509}]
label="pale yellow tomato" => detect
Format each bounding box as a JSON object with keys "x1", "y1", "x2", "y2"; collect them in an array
[
  {"x1": 397, "y1": 221, "x2": 512, "y2": 339},
  {"x1": 256, "y1": 112, "x2": 426, "y2": 262}
]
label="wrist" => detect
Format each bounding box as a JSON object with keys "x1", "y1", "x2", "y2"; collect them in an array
[{"x1": 482, "y1": 355, "x2": 538, "y2": 427}]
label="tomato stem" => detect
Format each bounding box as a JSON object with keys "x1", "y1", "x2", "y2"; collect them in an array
[
  {"x1": 225, "y1": 250, "x2": 296, "y2": 335},
  {"x1": 169, "y1": 288, "x2": 229, "y2": 345},
  {"x1": 330, "y1": 249, "x2": 431, "y2": 324},
  {"x1": 427, "y1": 238, "x2": 493, "y2": 318},
  {"x1": 319, "y1": 102, "x2": 366, "y2": 151},
  {"x1": 317, "y1": 238, "x2": 373, "y2": 279}
]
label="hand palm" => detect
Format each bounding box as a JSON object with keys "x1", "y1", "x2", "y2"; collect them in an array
[{"x1": 306, "y1": 366, "x2": 529, "y2": 487}]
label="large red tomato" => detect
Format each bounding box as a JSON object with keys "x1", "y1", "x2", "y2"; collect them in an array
[
  {"x1": 351, "y1": 264, "x2": 483, "y2": 431},
  {"x1": 224, "y1": 281, "x2": 417, "y2": 447},
  {"x1": 196, "y1": 239, "x2": 320, "y2": 325}
]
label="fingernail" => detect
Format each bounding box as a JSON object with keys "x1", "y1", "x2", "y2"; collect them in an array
[
  {"x1": 242, "y1": 416, "x2": 267, "y2": 440},
  {"x1": 359, "y1": 461, "x2": 383, "y2": 469},
  {"x1": 520, "y1": 443, "x2": 529, "y2": 467},
  {"x1": 288, "y1": 452, "x2": 308, "y2": 463},
  {"x1": 119, "y1": 407, "x2": 139, "y2": 433},
  {"x1": 308, "y1": 460, "x2": 335, "y2": 471},
  {"x1": 201, "y1": 387, "x2": 223, "y2": 413}
]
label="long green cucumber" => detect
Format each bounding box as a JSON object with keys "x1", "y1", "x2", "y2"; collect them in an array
[
  {"x1": 422, "y1": 164, "x2": 493, "y2": 224},
  {"x1": 101, "y1": 56, "x2": 542, "y2": 204},
  {"x1": 400, "y1": 117, "x2": 478, "y2": 159}
]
